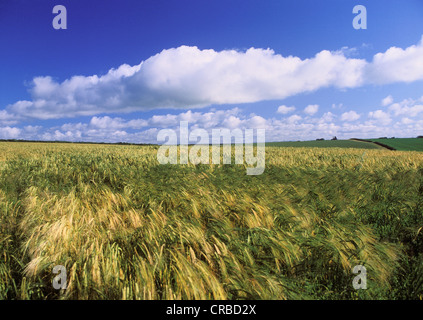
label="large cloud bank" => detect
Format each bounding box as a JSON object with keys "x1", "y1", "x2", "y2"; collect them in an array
[{"x1": 5, "y1": 36, "x2": 423, "y2": 120}]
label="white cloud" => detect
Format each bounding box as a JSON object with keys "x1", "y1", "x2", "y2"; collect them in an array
[
  {"x1": 7, "y1": 97, "x2": 423, "y2": 143},
  {"x1": 246, "y1": 115, "x2": 267, "y2": 129},
  {"x1": 90, "y1": 116, "x2": 125, "y2": 129},
  {"x1": 222, "y1": 115, "x2": 242, "y2": 129},
  {"x1": 88, "y1": 116, "x2": 148, "y2": 130},
  {"x1": 5, "y1": 37, "x2": 423, "y2": 120},
  {"x1": 389, "y1": 99, "x2": 423, "y2": 117},
  {"x1": 5, "y1": 45, "x2": 367, "y2": 120},
  {"x1": 381, "y1": 95, "x2": 393, "y2": 106},
  {"x1": 304, "y1": 104, "x2": 319, "y2": 116},
  {"x1": 277, "y1": 105, "x2": 296, "y2": 114},
  {"x1": 0, "y1": 110, "x2": 20, "y2": 125},
  {"x1": 366, "y1": 36, "x2": 423, "y2": 84},
  {"x1": 287, "y1": 114, "x2": 302, "y2": 123},
  {"x1": 401, "y1": 117, "x2": 414, "y2": 125},
  {"x1": 0, "y1": 126, "x2": 21, "y2": 139},
  {"x1": 331, "y1": 103, "x2": 344, "y2": 110},
  {"x1": 341, "y1": 111, "x2": 361, "y2": 122},
  {"x1": 23, "y1": 125, "x2": 42, "y2": 134},
  {"x1": 35, "y1": 108, "x2": 253, "y2": 143},
  {"x1": 368, "y1": 109, "x2": 392, "y2": 125},
  {"x1": 41, "y1": 130, "x2": 75, "y2": 141},
  {"x1": 319, "y1": 112, "x2": 336, "y2": 123}
]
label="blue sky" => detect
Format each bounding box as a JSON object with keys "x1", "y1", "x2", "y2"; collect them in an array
[{"x1": 1, "y1": 0, "x2": 423, "y2": 142}]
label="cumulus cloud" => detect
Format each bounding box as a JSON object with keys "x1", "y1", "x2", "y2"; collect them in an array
[
  {"x1": 89, "y1": 116, "x2": 148, "y2": 130},
  {"x1": 0, "y1": 126, "x2": 21, "y2": 139},
  {"x1": 388, "y1": 99, "x2": 423, "y2": 117},
  {"x1": 304, "y1": 104, "x2": 319, "y2": 116},
  {"x1": 368, "y1": 109, "x2": 392, "y2": 125},
  {"x1": 287, "y1": 114, "x2": 302, "y2": 123},
  {"x1": 381, "y1": 95, "x2": 393, "y2": 106},
  {"x1": 331, "y1": 103, "x2": 345, "y2": 110},
  {"x1": 4, "y1": 45, "x2": 368, "y2": 119},
  {"x1": 366, "y1": 36, "x2": 423, "y2": 84},
  {"x1": 319, "y1": 112, "x2": 336, "y2": 123},
  {"x1": 246, "y1": 115, "x2": 267, "y2": 129},
  {"x1": 0, "y1": 110, "x2": 21, "y2": 125},
  {"x1": 341, "y1": 111, "x2": 361, "y2": 122},
  {"x1": 401, "y1": 117, "x2": 414, "y2": 125},
  {"x1": 34, "y1": 108, "x2": 261, "y2": 143},
  {"x1": 222, "y1": 116, "x2": 242, "y2": 129},
  {"x1": 6, "y1": 95, "x2": 423, "y2": 143},
  {"x1": 277, "y1": 105, "x2": 296, "y2": 114},
  {"x1": 4, "y1": 37, "x2": 423, "y2": 120}
]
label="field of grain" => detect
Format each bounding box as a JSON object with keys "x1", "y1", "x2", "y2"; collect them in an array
[{"x1": 1, "y1": 142, "x2": 423, "y2": 300}]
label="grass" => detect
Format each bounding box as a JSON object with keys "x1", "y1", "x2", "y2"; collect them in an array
[
  {"x1": 267, "y1": 140, "x2": 383, "y2": 149},
  {"x1": 1, "y1": 142, "x2": 423, "y2": 300},
  {"x1": 368, "y1": 138, "x2": 423, "y2": 151}
]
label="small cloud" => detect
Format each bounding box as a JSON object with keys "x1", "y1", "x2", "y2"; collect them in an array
[
  {"x1": 287, "y1": 114, "x2": 302, "y2": 123},
  {"x1": 368, "y1": 109, "x2": 391, "y2": 125},
  {"x1": 381, "y1": 95, "x2": 393, "y2": 106},
  {"x1": 331, "y1": 103, "x2": 344, "y2": 110},
  {"x1": 24, "y1": 125, "x2": 42, "y2": 133},
  {"x1": 320, "y1": 112, "x2": 336, "y2": 123},
  {"x1": 0, "y1": 110, "x2": 20, "y2": 125},
  {"x1": 341, "y1": 111, "x2": 361, "y2": 122},
  {"x1": 247, "y1": 115, "x2": 267, "y2": 128},
  {"x1": 388, "y1": 99, "x2": 423, "y2": 117},
  {"x1": 304, "y1": 104, "x2": 319, "y2": 116},
  {"x1": 401, "y1": 117, "x2": 414, "y2": 124},
  {"x1": 277, "y1": 105, "x2": 296, "y2": 114},
  {"x1": 222, "y1": 115, "x2": 242, "y2": 129},
  {"x1": 0, "y1": 126, "x2": 21, "y2": 139},
  {"x1": 336, "y1": 46, "x2": 358, "y2": 57}
]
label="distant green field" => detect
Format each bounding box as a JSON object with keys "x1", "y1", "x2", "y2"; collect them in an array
[
  {"x1": 369, "y1": 138, "x2": 423, "y2": 151},
  {"x1": 267, "y1": 139, "x2": 383, "y2": 149}
]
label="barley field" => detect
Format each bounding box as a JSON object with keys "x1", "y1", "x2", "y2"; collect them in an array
[{"x1": 1, "y1": 142, "x2": 422, "y2": 300}]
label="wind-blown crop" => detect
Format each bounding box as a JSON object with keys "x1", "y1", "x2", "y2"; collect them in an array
[{"x1": 0, "y1": 142, "x2": 422, "y2": 299}]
